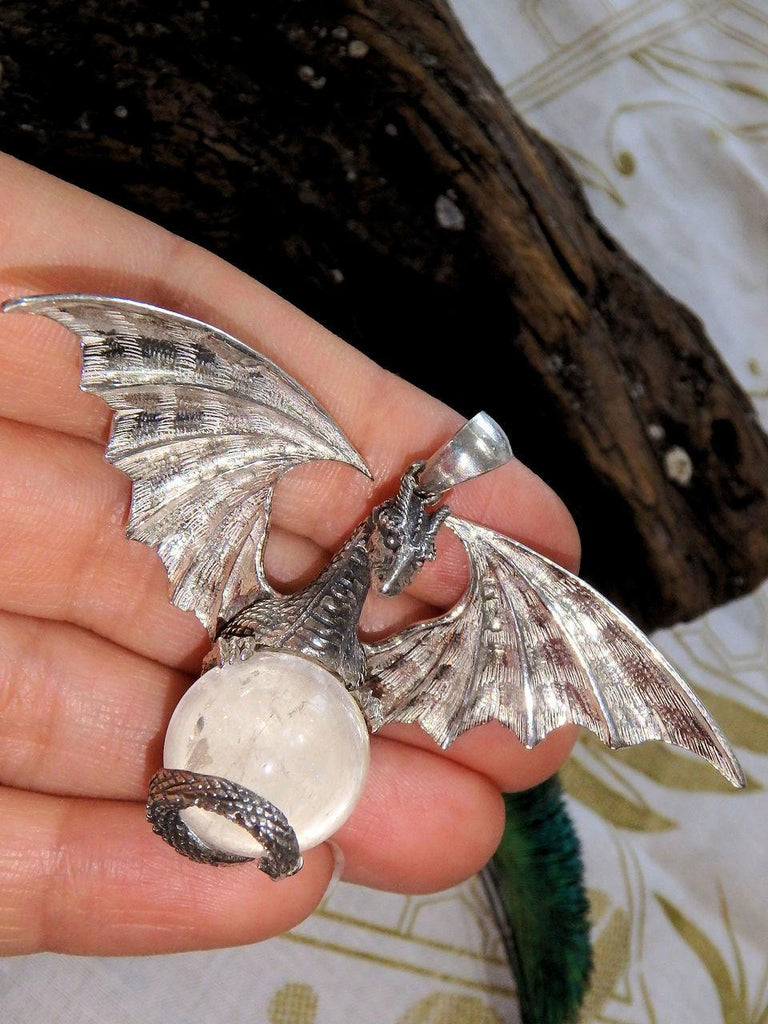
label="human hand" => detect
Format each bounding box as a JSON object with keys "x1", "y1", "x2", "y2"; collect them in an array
[{"x1": 0, "y1": 154, "x2": 579, "y2": 956}]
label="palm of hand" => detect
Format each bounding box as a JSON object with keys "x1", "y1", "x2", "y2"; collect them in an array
[{"x1": 0, "y1": 154, "x2": 577, "y2": 956}]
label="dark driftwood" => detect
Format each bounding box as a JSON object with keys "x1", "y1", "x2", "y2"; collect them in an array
[{"x1": 1, "y1": 0, "x2": 768, "y2": 628}]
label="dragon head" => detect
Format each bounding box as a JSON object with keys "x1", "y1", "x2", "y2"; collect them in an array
[{"x1": 368, "y1": 463, "x2": 450, "y2": 596}]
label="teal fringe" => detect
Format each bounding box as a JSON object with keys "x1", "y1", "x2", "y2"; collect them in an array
[{"x1": 481, "y1": 775, "x2": 592, "y2": 1024}]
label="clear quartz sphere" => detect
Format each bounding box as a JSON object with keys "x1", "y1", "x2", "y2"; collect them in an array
[{"x1": 163, "y1": 650, "x2": 370, "y2": 859}]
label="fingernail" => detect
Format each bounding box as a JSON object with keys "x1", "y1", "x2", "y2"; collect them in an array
[{"x1": 321, "y1": 841, "x2": 345, "y2": 904}]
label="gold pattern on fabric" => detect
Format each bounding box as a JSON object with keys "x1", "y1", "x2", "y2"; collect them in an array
[
  {"x1": 267, "y1": 983, "x2": 319, "y2": 1024},
  {"x1": 398, "y1": 993, "x2": 504, "y2": 1024}
]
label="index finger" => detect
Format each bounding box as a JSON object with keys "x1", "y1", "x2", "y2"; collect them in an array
[{"x1": 0, "y1": 153, "x2": 580, "y2": 586}]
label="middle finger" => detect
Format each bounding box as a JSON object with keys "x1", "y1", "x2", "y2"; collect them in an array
[{"x1": 0, "y1": 605, "x2": 573, "y2": 802}]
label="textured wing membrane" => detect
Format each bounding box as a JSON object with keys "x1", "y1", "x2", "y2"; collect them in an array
[
  {"x1": 8, "y1": 294, "x2": 369, "y2": 635},
  {"x1": 365, "y1": 515, "x2": 745, "y2": 787}
]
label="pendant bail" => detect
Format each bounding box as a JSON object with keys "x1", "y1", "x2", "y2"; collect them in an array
[{"x1": 418, "y1": 412, "x2": 514, "y2": 500}]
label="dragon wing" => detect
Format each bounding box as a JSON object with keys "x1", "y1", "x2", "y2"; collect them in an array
[
  {"x1": 364, "y1": 514, "x2": 745, "y2": 787},
  {"x1": 6, "y1": 294, "x2": 369, "y2": 636}
]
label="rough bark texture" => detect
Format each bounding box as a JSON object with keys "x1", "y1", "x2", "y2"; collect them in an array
[{"x1": 1, "y1": 0, "x2": 767, "y2": 629}]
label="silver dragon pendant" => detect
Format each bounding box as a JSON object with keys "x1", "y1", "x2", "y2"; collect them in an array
[{"x1": 3, "y1": 294, "x2": 745, "y2": 881}]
